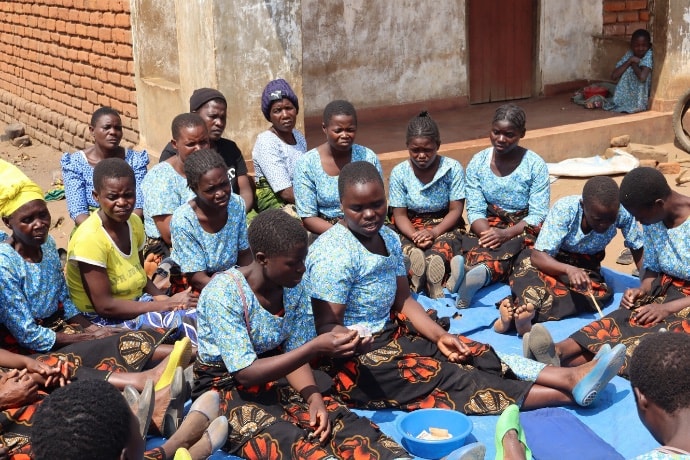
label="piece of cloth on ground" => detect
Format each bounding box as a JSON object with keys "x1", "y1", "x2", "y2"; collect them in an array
[{"x1": 520, "y1": 407, "x2": 624, "y2": 460}]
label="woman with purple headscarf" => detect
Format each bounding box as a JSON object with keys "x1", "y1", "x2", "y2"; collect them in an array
[{"x1": 251, "y1": 79, "x2": 307, "y2": 214}]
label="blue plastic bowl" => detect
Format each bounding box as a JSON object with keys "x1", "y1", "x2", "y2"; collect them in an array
[{"x1": 396, "y1": 408, "x2": 473, "y2": 459}]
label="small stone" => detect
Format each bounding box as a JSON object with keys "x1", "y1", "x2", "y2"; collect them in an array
[
  {"x1": 11, "y1": 135, "x2": 31, "y2": 147},
  {"x1": 638, "y1": 159, "x2": 659, "y2": 168},
  {"x1": 603, "y1": 146, "x2": 631, "y2": 158},
  {"x1": 610, "y1": 135, "x2": 631, "y2": 147},
  {"x1": 629, "y1": 143, "x2": 669, "y2": 162},
  {"x1": 5, "y1": 123, "x2": 25, "y2": 140},
  {"x1": 657, "y1": 162, "x2": 681, "y2": 174}
]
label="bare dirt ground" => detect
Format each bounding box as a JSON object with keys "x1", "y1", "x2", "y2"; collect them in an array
[{"x1": 2, "y1": 121, "x2": 689, "y2": 277}]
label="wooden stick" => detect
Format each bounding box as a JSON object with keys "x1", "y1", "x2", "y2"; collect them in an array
[{"x1": 588, "y1": 291, "x2": 604, "y2": 318}]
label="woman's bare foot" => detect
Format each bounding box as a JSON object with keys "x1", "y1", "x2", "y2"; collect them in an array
[
  {"x1": 501, "y1": 429, "x2": 527, "y2": 460},
  {"x1": 514, "y1": 303, "x2": 536, "y2": 336},
  {"x1": 494, "y1": 298, "x2": 515, "y2": 333},
  {"x1": 565, "y1": 359, "x2": 597, "y2": 390}
]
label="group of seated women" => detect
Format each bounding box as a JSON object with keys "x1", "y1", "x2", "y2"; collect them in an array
[{"x1": 1, "y1": 74, "x2": 685, "y2": 459}]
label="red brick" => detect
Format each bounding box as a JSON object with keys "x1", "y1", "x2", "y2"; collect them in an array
[
  {"x1": 65, "y1": 22, "x2": 76, "y2": 35},
  {"x1": 116, "y1": 44, "x2": 132, "y2": 59},
  {"x1": 101, "y1": 12, "x2": 115, "y2": 27},
  {"x1": 120, "y1": 74, "x2": 134, "y2": 89},
  {"x1": 90, "y1": 11, "x2": 101, "y2": 24},
  {"x1": 113, "y1": 59, "x2": 129, "y2": 74},
  {"x1": 114, "y1": 13, "x2": 130, "y2": 28},
  {"x1": 79, "y1": 10, "x2": 90, "y2": 23},
  {"x1": 98, "y1": 27, "x2": 111, "y2": 41},
  {"x1": 639, "y1": 11, "x2": 650, "y2": 21},
  {"x1": 68, "y1": 9, "x2": 79, "y2": 22},
  {"x1": 80, "y1": 75, "x2": 92, "y2": 90},
  {"x1": 86, "y1": 89, "x2": 98, "y2": 104},
  {"x1": 627, "y1": 0, "x2": 647, "y2": 9},
  {"x1": 97, "y1": 94, "x2": 110, "y2": 106},
  {"x1": 112, "y1": 28, "x2": 130, "y2": 44},
  {"x1": 121, "y1": 102, "x2": 136, "y2": 117},
  {"x1": 91, "y1": 41, "x2": 105, "y2": 54},
  {"x1": 618, "y1": 11, "x2": 639, "y2": 22},
  {"x1": 55, "y1": 20, "x2": 66, "y2": 33},
  {"x1": 85, "y1": 25, "x2": 99, "y2": 38},
  {"x1": 604, "y1": 1, "x2": 627, "y2": 12},
  {"x1": 69, "y1": 36, "x2": 80, "y2": 48}
]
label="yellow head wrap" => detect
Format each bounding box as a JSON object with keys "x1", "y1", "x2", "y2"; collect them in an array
[{"x1": 0, "y1": 159, "x2": 45, "y2": 218}]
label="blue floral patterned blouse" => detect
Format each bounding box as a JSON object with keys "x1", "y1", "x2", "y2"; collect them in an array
[
  {"x1": 604, "y1": 49, "x2": 653, "y2": 114},
  {"x1": 0, "y1": 236, "x2": 81, "y2": 352},
  {"x1": 61, "y1": 149, "x2": 149, "y2": 220},
  {"x1": 641, "y1": 218, "x2": 690, "y2": 280},
  {"x1": 196, "y1": 268, "x2": 310, "y2": 371},
  {"x1": 141, "y1": 161, "x2": 194, "y2": 239},
  {"x1": 534, "y1": 195, "x2": 643, "y2": 256},
  {"x1": 465, "y1": 147, "x2": 550, "y2": 226},
  {"x1": 388, "y1": 157, "x2": 466, "y2": 213},
  {"x1": 293, "y1": 145, "x2": 383, "y2": 219},
  {"x1": 170, "y1": 194, "x2": 249, "y2": 275},
  {"x1": 301, "y1": 224, "x2": 406, "y2": 342}
]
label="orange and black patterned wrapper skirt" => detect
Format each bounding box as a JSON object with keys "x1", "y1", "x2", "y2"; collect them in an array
[
  {"x1": 570, "y1": 273, "x2": 690, "y2": 378},
  {"x1": 192, "y1": 362, "x2": 411, "y2": 459},
  {"x1": 461, "y1": 205, "x2": 540, "y2": 283},
  {"x1": 320, "y1": 312, "x2": 533, "y2": 416},
  {"x1": 508, "y1": 249, "x2": 612, "y2": 323}
]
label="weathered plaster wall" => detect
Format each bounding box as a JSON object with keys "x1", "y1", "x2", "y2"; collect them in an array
[
  {"x1": 131, "y1": 0, "x2": 303, "y2": 155},
  {"x1": 300, "y1": 0, "x2": 467, "y2": 117},
  {"x1": 650, "y1": 0, "x2": 690, "y2": 110},
  {"x1": 538, "y1": 0, "x2": 603, "y2": 87}
]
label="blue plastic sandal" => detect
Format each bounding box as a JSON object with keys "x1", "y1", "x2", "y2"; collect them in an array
[
  {"x1": 593, "y1": 344, "x2": 611, "y2": 361},
  {"x1": 573, "y1": 343, "x2": 626, "y2": 406}
]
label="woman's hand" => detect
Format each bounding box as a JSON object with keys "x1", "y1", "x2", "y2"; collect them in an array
[
  {"x1": 25, "y1": 358, "x2": 69, "y2": 388},
  {"x1": 306, "y1": 392, "x2": 331, "y2": 443},
  {"x1": 436, "y1": 333, "x2": 471, "y2": 363},
  {"x1": 412, "y1": 229, "x2": 435, "y2": 249},
  {"x1": 166, "y1": 288, "x2": 199, "y2": 311},
  {"x1": 0, "y1": 370, "x2": 40, "y2": 409},
  {"x1": 565, "y1": 266, "x2": 591, "y2": 292},
  {"x1": 628, "y1": 56, "x2": 641, "y2": 65},
  {"x1": 632, "y1": 303, "x2": 670, "y2": 326},
  {"x1": 478, "y1": 228, "x2": 509, "y2": 249},
  {"x1": 313, "y1": 330, "x2": 360, "y2": 358},
  {"x1": 621, "y1": 288, "x2": 646, "y2": 310}
]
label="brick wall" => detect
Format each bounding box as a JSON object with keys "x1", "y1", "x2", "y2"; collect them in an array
[
  {"x1": 603, "y1": 0, "x2": 652, "y2": 37},
  {"x1": 0, "y1": 0, "x2": 138, "y2": 152}
]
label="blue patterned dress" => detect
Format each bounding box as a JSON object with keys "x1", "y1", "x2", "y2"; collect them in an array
[
  {"x1": 170, "y1": 194, "x2": 249, "y2": 276},
  {"x1": 297, "y1": 223, "x2": 535, "y2": 415},
  {"x1": 462, "y1": 147, "x2": 550, "y2": 283},
  {"x1": 293, "y1": 144, "x2": 383, "y2": 220},
  {"x1": 0, "y1": 236, "x2": 80, "y2": 352},
  {"x1": 141, "y1": 161, "x2": 194, "y2": 246},
  {"x1": 604, "y1": 49, "x2": 653, "y2": 113},
  {"x1": 571, "y1": 218, "x2": 690, "y2": 377},
  {"x1": 193, "y1": 268, "x2": 408, "y2": 459},
  {"x1": 389, "y1": 156, "x2": 466, "y2": 268},
  {"x1": 509, "y1": 195, "x2": 644, "y2": 323},
  {"x1": 61, "y1": 149, "x2": 149, "y2": 221}
]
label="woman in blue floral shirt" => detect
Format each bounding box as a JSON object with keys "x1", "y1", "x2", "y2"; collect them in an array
[
  {"x1": 451, "y1": 104, "x2": 550, "y2": 309},
  {"x1": 193, "y1": 209, "x2": 409, "y2": 459},
  {"x1": 389, "y1": 112, "x2": 466, "y2": 299},
  {"x1": 293, "y1": 100, "x2": 383, "y2": 238},
  {"x1": 497, "y1": 177, "x2": 643, "y2": 335},
  {"x1": 170, "y1": 149, "x2": 252, "y2": 292},
  {"x1": 61, "y1": 107, "x2": 148, "y2": 226}
]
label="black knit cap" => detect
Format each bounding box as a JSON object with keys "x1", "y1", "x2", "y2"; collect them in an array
[{"x1": 189, "y1": 88, "x2": 226, "y2": 112}]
